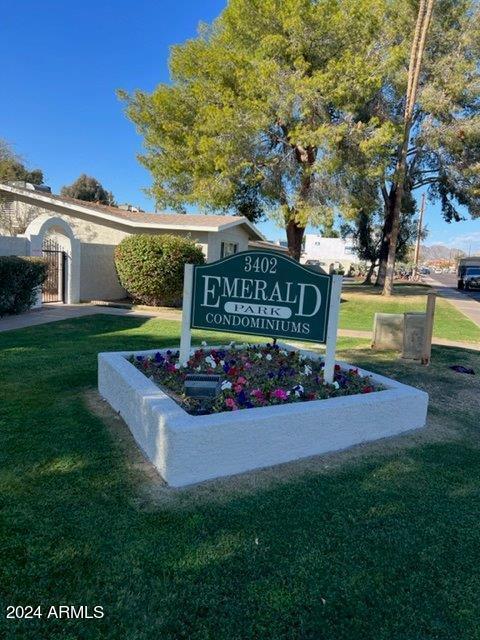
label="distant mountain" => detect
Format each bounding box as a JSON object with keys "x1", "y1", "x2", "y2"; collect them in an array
[{"x1": 419, "y1": 244, "x2": 465, "y2": 262}]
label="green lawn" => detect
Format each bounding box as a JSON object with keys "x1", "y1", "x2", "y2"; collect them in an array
[
  {"x1": 339, "y1": 284, "x2": 480, "y2": 343},
  {"x1": 1, "y1": 315, "x2": 480, "y2": 639}
]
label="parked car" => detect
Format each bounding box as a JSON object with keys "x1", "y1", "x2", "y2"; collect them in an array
[
  {"x1": 418, "y1": 266, "x2": 431, "y2": 275},
  {"x1": 458, "y1": 257, "x2": 480, "y2": 290},
  {"x1": 459, "y1": 266, "x2": 480, "y2": 290}
]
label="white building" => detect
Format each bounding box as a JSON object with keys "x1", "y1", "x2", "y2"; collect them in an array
[
  {"x1": 0, "y1": 183, "x2": 272, "y2": 304},
  {"x1": 302, "y1": 234, "x2": 358, "y2": 272}
]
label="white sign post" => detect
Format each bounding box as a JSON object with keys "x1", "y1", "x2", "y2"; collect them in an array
[
  {"x1": 179, "y1": 263, "x2": 194, "y2": 365},
  {"x1": 323, "y1": 275, "x2": 343, "y2": 384}
]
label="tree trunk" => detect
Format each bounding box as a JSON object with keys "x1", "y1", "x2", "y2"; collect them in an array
[
  {"x1": 363, "y1": 261, "x2": 377, "y2": 285},
  {"x1": 286, "y1": 219, "x2": 305, "y2": 261},
  {"x1": 375, "y1": 200, "x2": 394, "y2": 287},
  {"x1": 383, "y1": 0, "x2": 435, "y2": 295}
]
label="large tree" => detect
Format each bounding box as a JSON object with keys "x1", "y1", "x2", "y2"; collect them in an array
[
  {"x1": 120, "y1": 0, "x2": 389, "y2": 259},
  {"x1": 335, "y1": 0, "x2": 480, "y2": 292},
  {"x1": 61, "y1": 174, "x2": 116, "y2": 206}
]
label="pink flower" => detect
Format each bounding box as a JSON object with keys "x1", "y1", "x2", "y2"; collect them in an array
[
  {"x1": 233, "y1": 384, "x2": 243, "y2": 393},
  {"x1": 244, "y1": 362, "x2": 252, "y2": 369},
  {"x1": 362, "y1": 386, "x2": 374, "y2": 394},
  {"x1": 272, "y1": 388, "x2": 288, "y2": 401},
  {"x1": 251, "y1": 388, "x2": 265, "y2": 400},
  {"x1": 225, "y1": 397, "x2": 238, "y2": 410},
  {"x1": 237, "y1": 376, "x2": 247, "y2": 385}
]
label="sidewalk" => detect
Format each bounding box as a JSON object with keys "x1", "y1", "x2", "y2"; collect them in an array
[
  {"x1": 0, "y1": 303, "x2": 181, "y2": 333},
  {"x1": 426, "y1": 277, "x2": 480, "y2": 328}
]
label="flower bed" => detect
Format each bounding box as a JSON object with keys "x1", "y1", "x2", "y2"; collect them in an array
[
  {"x1": 99, "y1": 344, "x2": 429, "y2": 486},
  {"x1": 129, "y1": 342, "x2": 383, "y2": 415}
]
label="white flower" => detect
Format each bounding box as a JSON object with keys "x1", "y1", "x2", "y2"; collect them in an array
[
  {"x1": 221, "y1": 380, "x2": 232, "y2": 390},
  {"x1": 219, "y1": 360, "x2": 225, "y2": 367},
  {"x1": 279, "y1": 349, "x2": 288, "y2": 356},
  {"x1": 174, "y1": 363, "x2": 181, "y2": 370},
  {"x1": 195, "y1": 366, "x2": 201, "y2": 372},
  {"x1": 303, "y1": 364, "x2": 313, "y2": 376},
  {"x1": 333, "y1": 381, "x2": 340, "y2": 390},
  {"x1": 229, "y1": 341, "x2": 236, "y2": 347},
  {"x1": 201, "y1": 341, "x2": 207, "y2": 347},
  {"x1": 299, "y1": 354, "x2": 306, "y2": 361},
  {"x1": 265, "y1": 353, "x2": 272, "y2": 361},
  {"x1": 256, "y1": 353, "x2": 263, "y2": 359},
  {"x1": 181, "y1": 362, "x2": 188, "y2": 368},
  {"x1": 293, "y1": 384, "x2": 304, "y2": 397},
  {"x1": 205, "y1": 356, "x2": 216, "y2": 368}
]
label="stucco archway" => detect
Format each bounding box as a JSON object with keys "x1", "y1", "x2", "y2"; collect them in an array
[{"x1": 23, "y1": 214, "x2": 81, "y2": 304}]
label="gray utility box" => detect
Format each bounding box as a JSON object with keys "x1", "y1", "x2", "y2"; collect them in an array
[
  {"x1": 402, "y1": 313, "x2": 427, "y2": 361},
  {"x1": 373, "y1": 312, "x2": 427, "y2": 361}
]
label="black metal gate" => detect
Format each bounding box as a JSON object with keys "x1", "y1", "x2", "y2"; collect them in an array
[{"x1": 42, "y1": 239, "x2": 66, "y2": 303}]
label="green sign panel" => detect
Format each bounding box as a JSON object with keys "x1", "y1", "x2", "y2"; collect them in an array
[{"x1": 190, "y1": 251, "x2": 333, "y2": 343}]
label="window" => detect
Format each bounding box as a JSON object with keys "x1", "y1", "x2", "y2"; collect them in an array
[{"x1": 221, "y1": 242, "x2": 238, "y2": 258}]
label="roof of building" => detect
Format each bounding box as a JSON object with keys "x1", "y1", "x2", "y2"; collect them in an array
[
  {"x1": 0, "y1": 183, "x2": 265, "y2": 240},
  {"x1": 248, "y1": 240, "x2": 290, "y2": 254}
]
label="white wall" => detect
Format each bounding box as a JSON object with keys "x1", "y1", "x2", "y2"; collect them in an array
[
  {"x1": 302, "y1": 234, "x2": 357, "y2": 266},
  {"x1": 207, "y1": 226, "x2": 250, "y2": 262},
  {"x1": 0, "y1": 235, "x2": 29, "y2": 256},
  {"x1": 2, "y1": 194, "x2": 255, "y2": 301},
  {"x1": 80, "y1": 243, "x2": 126, "y2": 301}
]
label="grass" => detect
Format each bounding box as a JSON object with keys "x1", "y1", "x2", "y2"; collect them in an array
[
  {"x1": 339, "y1": 283, "x2": 480, "y2": 343},
  {"x1": 1, "y1": 314, "x2": 480, "y2": 639}
]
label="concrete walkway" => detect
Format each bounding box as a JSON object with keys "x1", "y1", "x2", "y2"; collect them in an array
[
  {"x1": 0, "y1": 303, "x2": 181, "y2": 333},
  {"x1": 1, "y1": 302, "x2": 478, "y2": 351}
]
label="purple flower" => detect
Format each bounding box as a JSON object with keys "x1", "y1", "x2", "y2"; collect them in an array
[
  {"x1": 154, "y1": 352, "x2": 164, "y2": 363},
  {"x1": 237, "y1": 390, "x2": 247, "y2": 405},
  {"x1": 136, "y1": 355, "x2": 144, "y2": 362}
]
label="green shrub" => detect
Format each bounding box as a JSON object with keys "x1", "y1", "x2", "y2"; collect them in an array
[
  {"x1": 0, "y1": 256, "x2": 48, "y2": 316},
  {"x1": 114, "y1": 234, "x2": 205, "y2": 306}
]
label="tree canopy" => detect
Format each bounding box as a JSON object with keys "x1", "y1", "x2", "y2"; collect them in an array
[
  {"x1": 61, "y1": 174, "x2": 116, "y2": 206},
  {"x1": 121, "y1": 0, "x2": 480, "y2": 265},
  {"x1": 0, "y1": 139, "x2": 44, "y2": 185},
  {"x1": 121, "y1": 0, "x2": 391, "y2": 258}
]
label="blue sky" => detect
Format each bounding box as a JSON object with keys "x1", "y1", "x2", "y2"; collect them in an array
[{"x1": 1, "y1": 0, "x2": 478, "y2": 252}]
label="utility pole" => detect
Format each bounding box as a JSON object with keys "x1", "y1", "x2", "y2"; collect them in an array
[{"x1": 413, "y1": 192, "x2": 426, "y2": 277}]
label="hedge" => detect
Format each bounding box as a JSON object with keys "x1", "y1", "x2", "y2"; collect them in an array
[
  {"x1": 0, "y1": 256, "x2": 48, "y2": 317},
  {"x1": 114, "y1": 234, "x2": 205, "y2": 307}
]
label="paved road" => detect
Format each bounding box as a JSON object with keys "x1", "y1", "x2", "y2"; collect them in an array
[
  {"x1": 430, "y1": 272, "x2": 480, "y2": 302},
  {"x1": 427, "y1": 273, "x2": 480, "y2": 328}
]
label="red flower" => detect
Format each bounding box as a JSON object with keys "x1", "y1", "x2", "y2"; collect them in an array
[
  {"x1": 362, "y1": 386, "x2": 374, "y2": 394},
  {"x1": 334, "y1": 364, "x2": 341, "y2": 371}
]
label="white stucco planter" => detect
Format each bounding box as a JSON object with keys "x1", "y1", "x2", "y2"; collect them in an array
[{"x1": 98, "y1": 345, "x2": 428, "y2": 487}]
